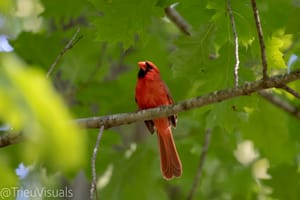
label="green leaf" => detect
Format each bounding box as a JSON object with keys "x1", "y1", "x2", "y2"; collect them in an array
[
  {"x1": 0, "y1": 54, "x2": 87, "y2": 173},
  {"x1": 0, "y1": 0, "x2": 14, "y2": 14},
  {"x1": 0, "y1": 158, "x2": 18, "y2": 188},
  {"x1": 40, "y1": 0, "x2": 90, "y2": 23},
  {"x1": 241, "y1": 95, "x2": 295, "y2": 164},
  {"x1": 171, "y1": 32, "x2": 237, "y2": 95},
  {"x1": 11, "y1": 32, "x2": 62, "y2": 69},
  {"x1": 175, "y1": 0, "x2": 213, "y2": 29},
  {"x1": 266, "y1": 30, "x2": 292, "y2": 70},
  {"x1": 264, "y1": 164, "x2": 300, "y2": 199},
  {"x1": 206, "y1": 96, "x2": 255, "y2": 133},
  {"x1": 90, "y1": 0, "x2": 163, "y2": 48}
]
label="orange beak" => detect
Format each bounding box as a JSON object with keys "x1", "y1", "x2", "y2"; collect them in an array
[{"x1": 138, "y1": 61, "x2": 146, "y2": 71}]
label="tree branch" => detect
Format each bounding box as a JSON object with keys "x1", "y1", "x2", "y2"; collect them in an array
[
  {"x1": 90, "y1": 126, "x2": 104, "y2": 200},
  {"x1": 227, "y1": 0, "x2": 240, "y2": 88},
  {"x1": 187, "y1": 129, "x2": 212, "y2": 200},
  {"x1": 0, "y1": 132, "x2": 23, "y2": 147},
  {"x1": 251, "y1": 0, "x2": 268, "y2": 80},
  {"x1": 164, "y1": 5, "x2": 191, "y2": 36},
  {"x1": 47, "y1": 27, "x2": 83, "y2": 78},
  {"x1": 76, "y1": 69, "x2": 300, "y2": 129},
  {"x1": 258, "y1": 91, "x2": 300, "y2": 119},
  {"x1": 280, "y1": 85, "x2": 300, "y2": 99},
  {"x1": 2, "y1": 70, "x2": 300, "y2": 148}
]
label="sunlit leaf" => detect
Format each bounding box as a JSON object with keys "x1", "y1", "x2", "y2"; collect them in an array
[
  {"x1": 266, "y1": 30, "x2": 292, "y2": 70},
  {"x1": 0, "y1": 54, "x2": 87, "y2": 173}
]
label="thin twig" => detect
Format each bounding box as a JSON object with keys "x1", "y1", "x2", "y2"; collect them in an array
[
  {"x1": 76, "y1": 69, "x2": 300, "y2": 129},
  {"x1": 187, "y1": 129, "x2": 212, "y2": 200},
  {"x1": 280, "y1": 85, "x2": 300, "y2": 99},
  {"x1": 47, "y1": 28, "x2": 83, "y2": 78},
  {"x1": 251, "y1": 0, "x2": 268, "y2": 80},
  {"x1": 90, "y1": 125, "x2": 104, "y2": 200},
  {"x1": 164, "y1": 6, "x2": 191, "y2": 35},
  {"x1": 227, "y1": 0, "x2": 240, "y2": 88},
  {"x1": 258, "y1": 91, "x2": 300, "y2": 119}
]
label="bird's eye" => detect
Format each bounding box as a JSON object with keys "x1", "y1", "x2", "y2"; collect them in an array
[{"x1": 145, "y1": 62, "x2": 153, "y2": 70}]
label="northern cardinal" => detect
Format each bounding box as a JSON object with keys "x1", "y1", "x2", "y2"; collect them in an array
[{"x1": 135, "y1": 61, "x2": 182, "y2": 180}]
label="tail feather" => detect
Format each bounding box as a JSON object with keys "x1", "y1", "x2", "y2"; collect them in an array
[{"x1": 157, "y1": 127, "x2": 182, "y2": 180}]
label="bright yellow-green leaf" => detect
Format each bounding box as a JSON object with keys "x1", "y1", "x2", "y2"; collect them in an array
[
  {"x1": 0, "y1": 54, "x2": 86, "y2": 173},
  {"x1": 266, "y1": 30, "x2": 292, "y2": 69},
  {"x1": 0, "y1": 158, "x2": 18, "y2": 188},
  {"x1": 0, "y1": 0, "x2": 13, "y2": 14}
]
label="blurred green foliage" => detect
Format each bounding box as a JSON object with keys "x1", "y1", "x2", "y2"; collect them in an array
[
  {"x1": 1, "y1": 0, "x2": 300, "y2": 199},
  {"x1": 0, "y1": 54, "x2": 87, "y2": 187}
]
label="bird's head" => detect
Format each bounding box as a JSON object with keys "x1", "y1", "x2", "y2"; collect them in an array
[{"x1": 137, "y1": 61, "x2": 160, "y2": 79}]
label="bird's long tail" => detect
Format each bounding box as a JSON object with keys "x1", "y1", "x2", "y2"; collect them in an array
[{"x1": 155, "y1": 119, "x2": 182, "y2": 180}]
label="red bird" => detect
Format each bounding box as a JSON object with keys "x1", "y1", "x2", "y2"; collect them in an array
[{"x1": 135, "y1": 61, "x2": 182, "y2": 180}]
